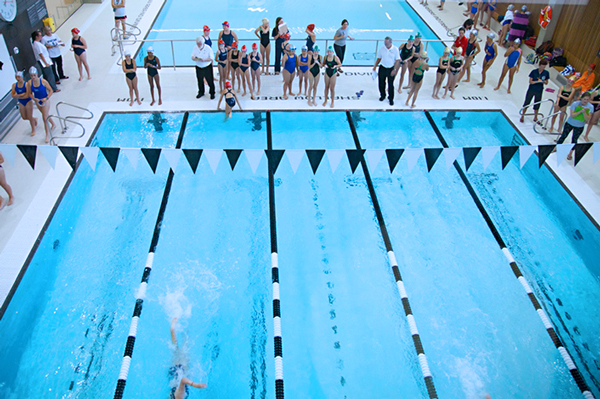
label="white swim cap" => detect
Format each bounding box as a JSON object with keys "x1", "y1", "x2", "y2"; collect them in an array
[
  {"x1": 124, "y1": 49, "x2": 131, "y2": 56},
  {"x1": 508, "y1": 4, "x2": 514, "y2": 10},
  {"x1": 514, "y1": 38, "x2": 521, "y2": 44},
  {"x1": 521, "y1": 5, "x2": 527, "y2": 11},
  {"x1": 488, "y1": 33, "x2": 495, "y2": 39},
  {"x1": 16, "y1": 71, "x2": 23, "y2": 78},
  {"x1": 147, "y1": 46, "x2": 154, "y2": 53},
  {"x1": 29, "y1": 66, "x2": 38, "y2": 75},
  {"x1": 421, "y1": 51, "x2": 428, "y2": 59},
  {"x1": 472, "y1": 29, "x2": 478, "y2": 36}
]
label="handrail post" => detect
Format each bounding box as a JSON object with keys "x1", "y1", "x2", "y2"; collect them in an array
[
  {"x1": 374, "y1": 39, "x2": 378, "y2": 62},
  {"x1": 171, "y1": 40, "x2": 176, "y2": 71}
]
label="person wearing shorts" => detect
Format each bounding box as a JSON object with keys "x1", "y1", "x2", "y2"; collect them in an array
[
  {"x1": 112, "y1": 0, "x2": 127, "y2": 37},
  {"x1": 520, "y1": 59, "x2": 549, "y2": 123}
]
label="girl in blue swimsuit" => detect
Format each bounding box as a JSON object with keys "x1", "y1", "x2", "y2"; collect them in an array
[
  {"x1": 297, "y1": 46, "x2": 310, "y2": 96},
  {"x1": 11, "y1": 71, "x2": 37, "y2": 136},
  {"x1": 216, "y1": 40, "x2": 229, "y2": 92},
  {"x1": 250, "y1": 43, "x2": 262, "y2": 95},
  {"x1": 218, "y1": 81, "x2": 243, "y2": 120},
  {"x1": 26, "y1": 66, "x2": 56, "y2": 143},
  {"x1": 238, "y1": 45, "x2": 255, "y2": 99},
  {"x1": 478, "y1": 33, "x2": 497, "y2": 88},
  {"x1": 494, "y1": 38, "x2": 522, "y2": 94},
  {"x1": 281, "y1": 45, "x2": 297, "y2": 99}
]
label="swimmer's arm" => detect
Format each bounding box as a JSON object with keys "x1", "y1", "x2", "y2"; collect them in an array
[
  {"x1": 474, "y1": 42, "x2": 481, "y2": 57},
  {"x1": 232, "y1": 92, "x2": 242, "y2": 111},
  {"x1": 254, "y1": 26, "x2": 261, "y2": 39},
  {"x1": 10, "y1": 83, "x2": 18, "y2": 99},
  {"x1": 0, "y1": 152, "x2": 4, "y2": 164},
  {"x1": 42, "y1": 79, "x2": 53, "y2": 98},
  {"x1": 491, "y1": 44, "x2": 498, "y2": 62},
  {"x1": 170, "y1": 318, "x2": 178, "y2": 346},
  {"x1": 156, "y1": 57, "x2": 161, "y2": 69},
  {"x1": 79, "y1": 37, "x2": 88, "y2": 50},
  {"x1": 217, "y1": 93, "x2": 224, "y2": 110},
  {"x1": 232, "y1": 31, "x2": 239, "y2": 43},
  {"x1": 26, "y1": 81, "x2": 34, "y2": 101}
]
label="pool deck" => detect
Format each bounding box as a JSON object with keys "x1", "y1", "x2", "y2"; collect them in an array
[{"x1": 0, "y1": 0, "x2": 599, "y2": 308}]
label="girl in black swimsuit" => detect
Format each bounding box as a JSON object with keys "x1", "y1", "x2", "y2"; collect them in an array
[
  {"x1": 144, "y1": 47, "x2": 162, "y2": 106},
  {"x1": 71, "y1": 28, "x2": 91, "y2": 80},
  {"x1": 238, "y1": 45, "x2": 255, "y2": 99},
  {"x1": 406, "y1": 33, "x2": 422, "y2": 89},
  {"x1": 217, "y1": 81, "x2": 243, "y2": 120},
  {"x1": 406, "y1": 52, "x2": 429, "y2": 108},
  {"x1": 307, "y1": 46, "x2": 322, "y2": 106},
  {"x1": 229, "y1": 43, "x2": 241, "y2": 91},
  {"x1": 122, "y1": 51, "x2": 141, "y2": 106},
  {"x1": 254, "y1": 18, "x2": 270, "y2": 75},
  {"x1": 397, "y1": 36, "x2": 414, "y2": 94},
  {"x1": 216, "y1": 40, "x2": 229, "y2": 92},
  {"x1": 432, "y1": 47, "x2": 450, "y2": 99},
  {"x1": 458, "y1": 30, "x2": 480, "y2": 83},
  {"x1": 443, "y1": 47, "x2": 463, "y2": 99},
  {"x1": 322, "y1": 46, "x2": 341, "y2": 108},
  {"x1": 549, "y1": 78, "x2": 574, "y2": 133},
  {"x1": 250, "y1": 43, "x2": 262, "y2": 95}
]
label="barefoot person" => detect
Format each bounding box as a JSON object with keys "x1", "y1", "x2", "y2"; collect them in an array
[
  {"x1": 307, "y1": 45, "x2": 322, "y2": 106},
  {"x1": 11, "y1": 71, "x2": 37, "y2": 136},
  {"x1": 443, "y1": 48, "x2": 463, "y2": 99},
  {"x1": 520, "y1": 59, "x2": 549, "y2": 123},
  {"x1": 111, "y1": 0, "x2": 127, "y2": 37},
  {"x1": 0, "y1": 151, "x2": 15, "y2": 210},
  {"x1": 406, "y1": 51, "x2": 429, "y2": 108},
  {"x1": 216, "y1": 40, "x2": 229, "y2": 92},
  {"x1": 122, "y1": 50, "x2": 141, "y2": 106},
  {"x1": 168, "y1": 318, "x2": 207, "y2": 399},
  {"x1": 373, "y1": 37, "x2": 400, "y2": 106},
  {"x1": 322, "y1": 46, "x2": 341, "y2": 108},
  {"x1": 407, "y1": 32, "x2": 423, "y2": 86},
  {"x1": 458, "y1": 30, "x2": 480, "y2": 83},
  {"x1": 238, "y1": 45, "x2": 254, "y2": 99},
  {"x1": 71, "y1": 28, "x2": 91, "y2": 80},
  {"x1": 478, "y1": 33, "x2": 497, "y2": 88},
  {"x1": 305, "y1": 24, "x2": 316, "y2": 54},
  {"x1": 254, "y1": 18, "x2": 270, "y2": 75},
  {"x1": 549, "y1": 77, "x2": 575, "y2": 133},
  {"x1": 250, "y1": 43, "x2": 262, "y2": 95},
  {"x1": 217, "y1": 81, "x2": 242, "y2": 120},
  {"x1": 26, "y1": 66, "x2": 56, "y2": 143},
  {"x1": 555, "y1": 92, "x2": 594, "y2": 160},
  {"x1": 583, "y1": 88, "x2": 600, "y2": 141},
  {"x1": 494, "y1": 38, "x2": 521, "y2": 94},
  {"x1": 432, "y1": 47, "x2": 450, "y2": 99},
  {"x1": 281, "y1": 45, "x2": 297, "y2": 99},
  {"x1": 297, "y1": 46, "x2": 310, "y2": 96},
  {"x1": 228, "y1": 42, "x2": 241, "y2": 92},
  {"x1": 144, "y1": 47, "x2": 162, "y2": 106},
  {"x1": 397, "y1": 36, "x2": 415, "y2": 94}
]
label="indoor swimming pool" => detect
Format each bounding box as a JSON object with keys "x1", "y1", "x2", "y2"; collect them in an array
[
  {"x1": 141, "y1": 0, "x2": 445, "y2": 67},
  {"x1": 0, "y1": 110, "x2": 599, "y2": 399}
]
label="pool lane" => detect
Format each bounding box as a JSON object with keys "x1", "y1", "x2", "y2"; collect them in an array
[
  {"x1": 0, "y1": 113, "x2": 183, "y2": 399},
  {"x1": 352, "y1": 111, "x2": 580, "y2": 398},
  {"x1": 123, "y1": 112, "x2": 274, "y2": 399},
  {"x1": 428, "y1": 110, "x2": 600, "y2": 398},
  {"x1": 271, "y1": 112, "x2": 426, "y2": 398}
]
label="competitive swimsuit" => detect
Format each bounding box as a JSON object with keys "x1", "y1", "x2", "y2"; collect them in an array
[
  {"x1": 145, "y1": 56, "x2": 159, "y2": 77},
  {"x1": 470, "y1": 0, "x2": 478, "y2": 14},
  {"x1": 466, "y1": 40, "x2": 476, "y2": 57},
  {"x1": 31, "y1": 80, "x2": 48, "y2": 105},
  {"x1": 217, "y1": 49, "x2": 228, "y2": 67},
  {"x1": 412, "y1": 60, "x2": 425, "y2": 83},
  {"x1": 400, "y1": 44, "x2": 413, "y2": 65},
  {"x1": 221, "y1": 31, "x2": 234, "y2": 47},
  {"x1": 310, "y1": 55, "x2": 321, "y2": 77},
  {"x1": 225, "y1": 89, "x2": 236, "y2": 107},
  {"x1": 437, "y1": 57, "x2": 449, "y2": 75},
  {"x1": 240, "y1": 54, "x2": 249, "y2": 72},
  {"x1": 168, "y1": 365, "x2": 189, "y2": 399},
  {"x1": 450, "y1": 56, "x2": 463, "y2": 75},
  {"x1": 260, "y1": 28, "x2": 270, "y2": 48},
  {"x1": 299, "y1": 54, "x2": 309, "y2": 73},
  {"x1": 230, "y1": 50, "x2": 240, "y2": 69},
  {"x1": 306, "y1": 35, "x2": 315, "y2": 52},
  {"x1": 410, "y1": 42, "x2": 421, "y2": 63},
  {"x1": 251, "y1": 54, "x2": 260, "y2": 71},
  {"x1": 124, "y1": 59, "x2": 136, "y2": 80},
  {"x1": 558, "y1": 87, "x2": 572, "y2": 108},
  {"x1": 325, "y1": 56, "x2": 337, "y2": 78},
  {"x1": 485, "y1": 42, "x2": 495, "y2": 62},
  {"x1": 506, "y1": 49, "x2": 520, "y2": 68},
  {"x1": 284, "y1": 54, "x2": 296, "y2": 73},
  {"x1": 15, "y1": 82, "x2": 31, "y2": 106},
  {"x1": 72, "y1": 37, "x2": 85, "y2": 56},
  {"x1": 203, "y1": 36, "x2": 212, "y2": 48}
]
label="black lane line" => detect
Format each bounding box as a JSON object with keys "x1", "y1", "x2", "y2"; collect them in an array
[
  {"x1": 346, "y1": 111, "x2": 438, "y2": 399},
  {"x1": 114, "y1": 111, "x2": 189, "y2": 399},
  {"x1": 424, "y1": 110, "x2": 595, "y2": 398},
  {"x1": 266, "y1": 112, "x2": 284, "y2": 399}
]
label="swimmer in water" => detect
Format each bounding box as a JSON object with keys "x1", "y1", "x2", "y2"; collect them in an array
[
  {"x1": 217, "y1": 81, "x2": 242, "y2": 121},
  {"x1": 169, "y1": 318, "x2": 207, "y2": 399}
]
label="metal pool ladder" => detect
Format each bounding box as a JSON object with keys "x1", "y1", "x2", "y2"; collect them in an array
[{"x1": 47, "y1": 102, "x2": 94, "y2": 146}]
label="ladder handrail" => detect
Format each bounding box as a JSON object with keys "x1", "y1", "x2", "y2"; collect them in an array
[
  {"x1": 47, "y1": 102, "x2": 94, "y2": 145},
  {"x1": 533, "y1": 110, "x2": 566, "y2": 136},
  {"x1": 519, "y1": 98, "x2": 555, "y2": 116}
]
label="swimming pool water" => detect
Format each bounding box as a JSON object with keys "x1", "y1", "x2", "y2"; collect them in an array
[
  {"x1": 142, "y1": 0, "x2": 445, "y2": 67},
  {"x1": 0, "y1": 110, "x2": 599, "y2": 399}
]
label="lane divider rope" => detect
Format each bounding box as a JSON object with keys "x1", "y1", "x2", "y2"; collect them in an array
[
  {"x1": 113, "y1": 112, "x2": 189, "y2": 399},
  {"x1": 425, "y1": 110, "x2": 595, "y2": 399},
  {"x1": 346, "y1": 111, "x2": 438, "y2": 399}
]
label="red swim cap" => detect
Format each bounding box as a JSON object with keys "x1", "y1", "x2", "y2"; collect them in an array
[
  {"x1": 283, "y1": 33, "x2": 291, "y2": 41},
  {"x1": 232, "y1": 42, "x2": 238, "y2": 48},
  {"x1": 203, "y1": 25, "x2": 210, "y2": 31},
  {"x1": 307, "y1": 24, "x2": 315, "y2": 31},
  {"x1": 222, "y1": 21, "x2": 229, "y2": 27},
  {"x1": 225, "y1": 81, "x2": 231, "y2": 88},
  {"x1": 241, "y1": 45, "x2": 247, "y2": 51},
  {"x1": 71, "y1": 28, "x2": 80, "y2": 34},
  {"x1": 219, "y1": 40, "x2": 225, "y2": 45},
  {"x1": 252, "y1": 43, "x2": 258, "y2": 49}
]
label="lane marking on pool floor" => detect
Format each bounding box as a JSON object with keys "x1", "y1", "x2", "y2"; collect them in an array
[
  {"x1": 113, "y1": 111, "x2": 189, "y2": 399},
  {"x1": 424, "y1": 111, "x2": 596, "y2": 399},
  {"x1": 267, "y1": 112, "x2": 285, "y2": 399},
  {"x1": 346, "y1": 111, "x2": 439, "y2": 399}
]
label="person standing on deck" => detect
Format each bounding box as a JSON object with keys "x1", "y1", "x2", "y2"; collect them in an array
[
  {"x1": 520, "y1": 59, "x2": 549, "y2": 123},
  {"x1": 333, "y1": 19, "x2": 354, "y2": 73},
  {"x1": 373, "y1": 37, "x2": 400, "y2": 106}
]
